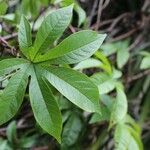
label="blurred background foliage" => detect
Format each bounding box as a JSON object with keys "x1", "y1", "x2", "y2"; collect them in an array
[{"x1": 0, "y1": 0, "x2": 150, "y2": 149}]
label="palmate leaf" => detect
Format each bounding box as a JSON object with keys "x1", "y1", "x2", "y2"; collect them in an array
[
  {"x1": 29, "y1": 66, "x2": 62, "y2": 142},
  {"x1": 0, "y1": 5, "x2": 106, "y2": 142},
  {"x1": 43, "y1": 66, "x2": 100, "y2": 113},
  {"x1": 34, "y1": 30, "x2": 106, "y2": 64}
]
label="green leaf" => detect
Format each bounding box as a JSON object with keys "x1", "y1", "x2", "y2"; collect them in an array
[
  {"x1": 101, "y1": 43, "x2": 117, "y2": 56},
  {"x1": 90, "y1": 95, "x2": 113, "y2": 123},
  {"x1": 43, "y1": 66, "x2": 100, "y2": 113},
  {"x1": 140, "y1": 56, "x2": 150, "y2": 69},
  {"x1": 6, "y1": 121, "x2": 17, "y2": 144},
  {"x1": 94, "y1": 51, "x2": 112, "y2": 74},
  {"x1": 110, "y1": 84, "x2": 127, "y2": 124},
  {"x1": 0, "y1": 71, "x2": 28, "y2": 125},
  {"x1": 21, "y1": 0, "x2": 40, "y2": 18},
  {"x1": 29, "y1": 67, "x2": 62, "y2": 142},
  {"x1": 91, "y1": 73, "x2": 116, "y2": 94},
  {"x1": 59, "y1": 0, "x2": 86, "y2": 26},
  {"x1": 18, "y1": 16, "x2": 32, "y2": 58},
  {"x1": 61, "y1": 114, "x2": 82, "y2": 148},
  {"x1": 128, "y1": 136, "x2": 140, "y2": 150},
  {"x1": 127, "y1": 126, "x2": 143, "y2": 150},
  {"x1": 0, "y1": 58, "x2": 29, "y2": 77},
  {"x1": 34, "y1": 30, "x2": 106, "y2": 64},
  {"x1": 117, "y1": 48, "x2": 129, "y2": 69},
  {"x1": 73, "y1": 58, "x2": 102, "y2": 70},
  {"x1": 74, "y1": 1, "x2": 86, "y2": 26},
  {"x1": 19, "y1": 135, "x2": 37, "y2": 148},
  {"x1": 90, "y1": 106, "x2": 110, "y2": 123},
  {"x1": 0, "y1": 139, "x2": 11, "y2": 150},
  {"x1": 32, "y1": 5, "x2": 73, "y2": 59},
  {"x1": 0, "y1": 1, "x2": 8, "y2": 15},
  {"x1": 114, "y1": 124, "x2": 131, "y2": 150},
  {"x1": 139, "y1": 90, "x2": 150, "y2": 124}
]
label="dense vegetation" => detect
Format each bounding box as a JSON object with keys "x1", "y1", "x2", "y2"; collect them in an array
[{"x1": 0, "y1": 0, "x2": 149, "y2": 149}]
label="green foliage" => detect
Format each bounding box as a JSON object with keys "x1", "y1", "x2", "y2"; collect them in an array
[
  {"x1": 110, "y1": 83, "x2": 127, "y2": 125},
  {"x1": 0, "y1": 1, "x2": 148, "y2": 149},
  {"x1": 54, "y1": 0, "x2": 86, "y2": 26},
  {"x1": 0, "y1": 5, "x2": 106, "y2": 142},
  {"x1": 140, "y1": 52, "x2": 150, "y2": 69},
  {"x1": 101, "y1": 40, "x2": 130, "y2": 69},
  {"x1": 61, "y1": 113, "x2": 83, "y2": 148},
  {"x1": 91, "y1": 69, "x2": 122, "y2": 95},
  {"x1": 0, "y1": 0, "x2": 8, "y2": 16},
  {"x1": 0, "y1": 121, "x2": 36, "y2": 149},
  {"x1": 114, "y1": 115, "x2": 143, "y2": 150},
  {"x1": 18, "y1": 16, "x2": 32, "y2": 58}
]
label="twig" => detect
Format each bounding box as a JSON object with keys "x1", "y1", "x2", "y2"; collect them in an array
[
  {"x1": 109, "y1": 27, "x2": 139, "y2": 42},
  {"x1": 127, "y1": 69, "x2": 150, "y2": 83},
  {"x1": 107, "y1": 13, "x2": 131, "y2": 32},
  {"x1": 3, "y1": 32, "x2": 17, "y2": 41},
  {"x1": 0, "y1": 124, "x2": 33, "y2": 132},
  {"x1": 91, "y1": 19, "x2": 114, "y2": 29},
  {"x1": 95, "y1": 0, "x2": 105, "y2": 31},
  {"x1": 33, "y1": 146, "x2": 49, "y2": 150},
  {"x1": 88, "y1": 0, "x2": 99, "y2": 27},
  {"x1": 69, "y1": 25, "x2": 76, "y2": 33},
  {"x1": 142, "y1": 0, "x2": 150, "y2": 12},
  {"x1": 127, "y1": 34, "x2": 143, "y2": 51},
  {"x1": 102, "y1": 0, "x2": 110, "y2": 10},
  {"x1": 0, "y1": 37, "x2": 16, "y2": 55}
]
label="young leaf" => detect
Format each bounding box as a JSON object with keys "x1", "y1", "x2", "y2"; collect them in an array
[
  {"x1": 32, "y1": 5, "x2": 73, "y2": 59},
  {"x1": 94, "y1": 51, "x2": 112, "y2": 74},
  {"x1": 58, "y1": 0, "x2": 86, "y2": 26},
  {"x1": 43, "y1": 66, "x2": 100, "y2": 113},
  {"x1": 0, "y1": 58, "x2": 29, "y2": 77},
  {"x1": 18, "y1": 16, "x2": 32, "y2": 58},
  {"x1": 127, "y1": 126, "x2": 143, "y2": 150},
  {"x1": 91, "y1": 73, "x2": 116, "y2": 94},
  {"x1": 74, "y1": 2, "x2": 86, "y2": 26},
  {"x1": 110, "y1": 84, "x2": 127, "y2": 124},
  {"x1": 114, "y1": 124, "x2": 131, "y2": 150},
  {"x1": 115, "y1": 123, "x2": 143, "y2": 150},
  {"x1": 90, "y1": 106, "x2": 110, "y2": 123},
  {"x1": 90, "y1": 95, "x2": 113, "y2": 123},
  {"x1": 29, "y1": 68, "x2": 62, "y2": 143},
  {"x1": 0, "y1": 71, "x2": 28, "y2": 125},
  {"x1": 101, "y1": 43, "x2": 117, "y2": 56},
  {"x1": 140, "y1": 55, "x2": 150, "y2": 69},
  {"x1": 34, "y1": 30, "x2": 106, "y2": 64},
  {"x1": 117, "y1": 48, "x2": 129, "y2": 69}
]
